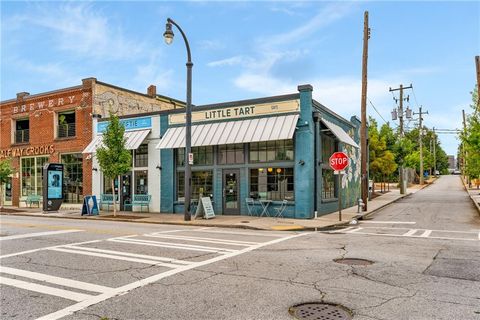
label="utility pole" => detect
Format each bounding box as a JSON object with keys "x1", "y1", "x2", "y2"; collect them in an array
[
  {"x1": 414, "y1": 106, "x2": 428, "y2": 185},
  {"x1": 462, "y1": 109, "x2": 468, "y2": 185},
  {"x1": 389, "y1": 84, "x2": 412, "y2": 194},
  {"x1": 360, "y1": 11, "x2": 370, "y2": 211},
  {"x1": 476, "y1": 56, "x2": 480, "y2": 112},
  {"x1": 433, "y1": 127, "x2": 437, "y2": 177}
]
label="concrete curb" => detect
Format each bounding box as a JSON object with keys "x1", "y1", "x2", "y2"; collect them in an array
[{"x1": 461, "y1": 177, "x2": 480, "y2": 216}]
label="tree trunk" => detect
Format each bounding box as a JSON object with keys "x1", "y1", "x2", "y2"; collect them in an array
[
  {"x1": 0, "y1": 183, "x2": 4, "y2": 211},
  {"x1": 111, "y1": 178, "x2": 116, "y2": 217}
]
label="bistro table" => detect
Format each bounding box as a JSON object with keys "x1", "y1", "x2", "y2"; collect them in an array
[{"x1": 258, "y1": 199, "x2": 273, "y2": 217}]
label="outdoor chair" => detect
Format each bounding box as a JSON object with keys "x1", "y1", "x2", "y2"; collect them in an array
[
  {"x1": 245, "y1": 197, "x2": 257, "y2": 216},
  {"x1": 274, "y1": 199, "x2": 288, "y2": 218}
]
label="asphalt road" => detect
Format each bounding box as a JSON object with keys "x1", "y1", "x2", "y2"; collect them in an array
[{"x1": 1, "y1": 175, "x2": 479, "y2": 320}]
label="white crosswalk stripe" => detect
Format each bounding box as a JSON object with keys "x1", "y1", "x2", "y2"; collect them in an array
[{"x1": 108, "y1": 237, "x2": 237, "y2": 253}]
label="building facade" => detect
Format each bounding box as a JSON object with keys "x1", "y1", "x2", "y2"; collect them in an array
[
  {"x1": 1, "y1": 78, "x2": 181, "y2": 208},
  {"x1": 157, "y1": 85, "x2": 361, "y2": 218}
]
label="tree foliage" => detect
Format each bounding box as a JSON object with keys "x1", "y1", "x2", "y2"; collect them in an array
[
  {"x1": 368, "y1": 118, "x2": 397, "y2": 181},
  {"x1": 460, "y1": 86, "x2": 480, "y2": 179},
  {"x1": 96, "y1": 112, "x2": 132, "y2": 216}
]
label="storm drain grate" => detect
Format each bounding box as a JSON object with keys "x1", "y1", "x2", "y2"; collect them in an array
[
  {"x1": 334, "y1": 258, "x2": 374, "y2": 266},
  {"x1": 289, "y1": 303, "x2": 352, "y2": 320}
]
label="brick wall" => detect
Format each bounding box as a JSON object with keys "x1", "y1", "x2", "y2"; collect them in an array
[{"x1": 0, "y1": 80, "x2": 94, "y2": 206}]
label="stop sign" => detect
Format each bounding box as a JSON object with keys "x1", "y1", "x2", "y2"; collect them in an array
[{"x1": 329, "y1": 152, "x2": 349, "y2": 171}]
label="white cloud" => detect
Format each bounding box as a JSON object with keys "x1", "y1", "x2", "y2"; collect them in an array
[
  {"x1": 19, "y1": 3, "x2": 144, "y2": 60},
  {"x1": 197, "y1": 39, "x2": 225, "y2": 51}
]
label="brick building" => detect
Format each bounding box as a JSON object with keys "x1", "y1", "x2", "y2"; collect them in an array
[{"x1": 0, "y1": 78, "x2": 180, "y2": 208}]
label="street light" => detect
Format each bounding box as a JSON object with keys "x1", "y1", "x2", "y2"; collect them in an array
[{"x1": 164, "y1": 18, "x2": 193, "y2": 221}]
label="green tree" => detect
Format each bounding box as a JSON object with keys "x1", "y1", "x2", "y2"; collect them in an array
[
  {"x1": 96, "y1": 112, "x2": 132, "y2": 216},
  {"x1": 460, "y1": 86, "x2": 480, "y2": 183},
  {"x1": 0, "y1": 159, "x2": 14, "y2": 210},
  {"x1": 369, "y1": 118, "x2": 398, "y2": 189}
]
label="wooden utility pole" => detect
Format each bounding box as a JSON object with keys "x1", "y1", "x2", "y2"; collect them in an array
[
  {"x1": 389, "y1": 84, "x2": 412, "y2": 194},
  {"x1": 476, "y1": 56, "x2": 480, "y2": 112},
  {"x1": 433, "y1": 127, "x2": 437, "y2": 177},
  {"x1": 414, "y1": 106, "x2": 429, "y2": 185},
  {"x1": 360, "y1": 11, "x2": 370, "y2": 211},
  {"x1": 462, "y1": 109, "x2": 468, "y2": 184}
]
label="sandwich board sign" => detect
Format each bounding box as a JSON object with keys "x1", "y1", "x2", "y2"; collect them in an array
[{"x1": 194, "y1": 197, "x2": 215, "y2": 220}]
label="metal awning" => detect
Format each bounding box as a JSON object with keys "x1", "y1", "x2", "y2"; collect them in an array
[
  {"x1": 82, "y1": 129, "x2": 150, "y2": 153},
  {"x1": 321, "y1": 118, "x2": 359, "y2": 148},
  {"x1": 156, "y1": 114, "x2": 299, "y2": 149}
]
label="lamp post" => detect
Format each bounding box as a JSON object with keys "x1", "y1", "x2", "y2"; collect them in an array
[{"x1": 164, "y1": 18, "x2": 193, "y2": 221}]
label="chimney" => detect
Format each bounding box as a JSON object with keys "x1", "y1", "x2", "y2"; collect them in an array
[
  {"x1": 147, "y1": 85, "x2": 156, "y2": 97},
  {"x1": 16, "y1": 92, "x2": 30, "y2": 100}
]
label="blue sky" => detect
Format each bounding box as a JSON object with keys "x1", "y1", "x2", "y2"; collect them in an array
[{"x1": 1, "y1": 1, "x2": 479, "y2": 155}]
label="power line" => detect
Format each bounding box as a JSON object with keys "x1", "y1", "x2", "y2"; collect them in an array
[{"x1": 368, "y1": 99, "x2": 388, "y2": 124}]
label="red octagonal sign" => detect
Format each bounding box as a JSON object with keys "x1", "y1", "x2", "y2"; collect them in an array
[{"x1": 329, "y1": 152, "x2": 349, "y2": 171}]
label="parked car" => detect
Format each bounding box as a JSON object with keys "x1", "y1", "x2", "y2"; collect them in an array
[{"x1": 453, "y1": 170, "x2": 461, "y2": 175}]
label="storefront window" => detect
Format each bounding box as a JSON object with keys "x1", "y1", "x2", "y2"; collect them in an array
[
  {"x1": 321, "y1": 134, "x2": 338, "y2": 200},
  {"x1": 218, "y1": 143, "x2": 244, "y2": 164},
  {"x1": 177, "y1": 171, "x2": 213, "y2": 201},
  {"x1": 249, "y1": 140, "x2": 294, "y2": 162},
  {"x1": 134, "y1": 170, "x2": 148, "y2": 194},
  {"x1": 61, "y1": 153, "x2": 83, "y2": 203},
  {"x1": 250, "y1": 167, "x2": 294, "y2": 201},
  {"x1": 103, "y1": 176, "x2": 119, "y2": 194},
  {"x1": 176, "y1": 146, "x2": 213, "y2": 166},
  {"x1": 134, "y1": 144, "x2": 148, "y2": 167},
  {"x1": 21, "y1": 156, "x2": 48, "y2": 196}
]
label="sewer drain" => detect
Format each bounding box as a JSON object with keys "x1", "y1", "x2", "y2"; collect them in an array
[
  {"x1": 334, "y1": 258, "x2": 374, "y2": 266},
  {"x1": 289, "y1": 303, "x2": 352, "y2": 320}
]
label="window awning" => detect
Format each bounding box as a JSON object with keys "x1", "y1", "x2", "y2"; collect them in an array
[
  {"x1": 156, "y1": 114, "x2": 299, "y2": 149},
  {"x1": 321, "y1": 118, "x2": 359, "y2": 148},
  {"x1": 82, "y1": 129, "x2": 150, "y2": 153}
]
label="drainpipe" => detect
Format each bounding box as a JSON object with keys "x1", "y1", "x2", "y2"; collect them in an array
[{"x1": 313, "y1": 112, "x2": 321, "y2": 216}]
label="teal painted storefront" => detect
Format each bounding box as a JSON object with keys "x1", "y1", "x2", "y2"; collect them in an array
[{"x1": 159, "y1": 85, "x2": 361, "y2": 218}]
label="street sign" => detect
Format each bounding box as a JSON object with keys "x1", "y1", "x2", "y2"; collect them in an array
[
  {"x1": 188, "y1": 152, "x2": 194, "y2": 165},
  {"x1": 329, "y1": 152, "x2": 349, "y2": 171}
]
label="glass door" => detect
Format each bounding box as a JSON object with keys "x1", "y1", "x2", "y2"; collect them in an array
[
  {"x1": 3, "y1": 177, "x2": 12, "y2": 206},
  {"x1": 120, "y1": 172, "x2": 132, "y2": 211},
  {"x1": 223, "y1": 169, "x2": 240, "y2": 215}
]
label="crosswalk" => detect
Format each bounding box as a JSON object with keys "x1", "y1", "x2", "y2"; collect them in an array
[
  {"x1": 325, "y1": 225, "x2": 480, "y2": 241},
  {"x1": 0, "y1": 227, "x2": 305, "y2": 320}
]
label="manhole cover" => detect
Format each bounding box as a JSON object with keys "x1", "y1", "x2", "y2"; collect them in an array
[
  {"x1": 334, "y1": 258, "x2": 374, "y2": 266},
  {"x1": 289, "y1": 303, "x2": 352, "y2": 320}
]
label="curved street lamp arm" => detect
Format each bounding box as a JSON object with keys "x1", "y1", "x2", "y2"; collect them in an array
[{"x1": 167, "y1": 18, "x2": 192, "y2": 64}]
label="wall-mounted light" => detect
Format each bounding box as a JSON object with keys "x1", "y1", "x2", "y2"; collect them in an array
[
  {"x1": 298, "y1": 160, "x2": 305, "y2": 166},
  {"x1": 92, "y1": 167, "x2": 98, "y2": 172},
  {"x1": 156, "y1": 165, "x2": 162, "y2": 170},
  {"x1": 91, "y1": 113, "x2": 102, "y2": 119}
]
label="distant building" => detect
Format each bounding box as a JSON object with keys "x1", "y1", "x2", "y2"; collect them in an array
[{"x1": 447, "y1": 155, "x2": 456, "y2": 170}]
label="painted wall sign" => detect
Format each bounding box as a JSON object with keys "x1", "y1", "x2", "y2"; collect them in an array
[
  {"x1": 97, "y1": 117, "x2": 152, "y2": 133},
  {"x1": 169, "y1": 99, "x2": 300, "y2": 125},
  {"x1": 12, "y1": 94, "x2": 82, "y2": 115},
  {"x1": 0, "y1": 145, "x2": 55, "y2": 160}
]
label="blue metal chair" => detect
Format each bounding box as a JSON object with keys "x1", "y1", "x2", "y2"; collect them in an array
[
  {"x1": 245, "y1": 198, "x2": 257, "y2": 216},
  {"x1": 274, "y1": 199, "x2": 288, "y2": 218}
]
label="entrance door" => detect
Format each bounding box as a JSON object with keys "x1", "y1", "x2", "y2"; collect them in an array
[
  {"x1": 3, "y1": 177, "x2": 12, "y2": 206},
  {"x1": 223, "y1": 169, "x2": 240, "y2": 215},
  {"x1": 120, "y1": 172, "x2": 132, "y2": 211}
]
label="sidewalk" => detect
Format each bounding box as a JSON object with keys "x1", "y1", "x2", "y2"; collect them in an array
[
  {"x1": 0, "y1": 185, "x2": 428, "y2": 231},
  {"x1": 464, "y1": 183, "x2": 480, "y2": 216}
]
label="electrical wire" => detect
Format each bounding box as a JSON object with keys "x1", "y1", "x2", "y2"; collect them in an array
[{"x1": 368, "y1": 99, "x2": 388, "y2": 124}]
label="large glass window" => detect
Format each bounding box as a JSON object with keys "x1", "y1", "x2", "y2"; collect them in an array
[
  {"x1": 321, "y1": 134, "x2": 338, "y2": 200},
  {"x1": 218, "y1": 143, "x2": 244, "y2": 164},
  {"x1": 61, "y1": 153, "x2": 83, "y2": 203},
  {"x1": 250, "y1": 167, "x2": 294, "y2": 201},
  {"x1": 176, "y1": 146, "x2": 213, "y2": 166},
  {"x1": 21, "y1": 156, "x2": 48, "y2": 196},
  {"x1": 249, "y1": 140, "x2": 294, "y2": 163},
  {"x1": 177, "y1": 171, "x2": 213, "y2": 201},
  {"x1": 103, "y1": 176, "x2": 119, "y2": 194},
  {"x1": 134, "y1": 170, "x2": 148, "y2": 194},
  {"x1": 134, "y1": 144, "x2": 148, "y2": 167},
  {"x1": 15, "y1": 119, "x2": 30, "y2": 144},
  {"x1": 57, "y1": 111, "x2": 76, "y2": 138}
]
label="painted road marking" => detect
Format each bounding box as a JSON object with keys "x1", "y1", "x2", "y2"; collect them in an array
[
  {"x1": 0, "y1": 230, "x2": 83, "y2": 241},
  {"x1": 360, "y1": 221, "x2": 416, "y2": 225},
  {"x1": 402, "y1": 229, "x2": 418, "y2": 236},
  {"x1": 35, "y1": 232, "x2": 311, "y2": 320},
  {"x1": 61, "y1": 245, "x2": 193, "y2": 266},
  {"x1": 346, "y1": 227, "x2": 363, "y2": 233},
  {"x1": 48, "y1": 247, "x2": 183, "y2": 268},
  {"x1": 0, "y1": 239, "x2": 105, "y2": 259},
  {"x1": 419, "y1": 230, "x2": 432, "y2": 238},
  {"x1": 0, "y1": 266, "x2": 112, "y2": 293},
  {"x1": 191, "y1": 229, "x2": 288, "y2": 237},
  {"x1": 0, "y1": 276, "x2": 92, "y2": 302},
  {"x1": 145, "y1": 234, "x2": 259, "y2": 246},
  {"x1": 109, "y1": 238, "x2": 237, "y2": 253}
]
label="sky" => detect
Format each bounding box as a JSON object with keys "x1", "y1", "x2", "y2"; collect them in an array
[{"x1": 1, "y1": 1, "x2": 479, "y2": 156}]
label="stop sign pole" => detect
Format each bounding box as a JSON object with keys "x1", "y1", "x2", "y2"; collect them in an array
[{"x1": 329, "y1": 152, "x2": 349, "y2": 221}]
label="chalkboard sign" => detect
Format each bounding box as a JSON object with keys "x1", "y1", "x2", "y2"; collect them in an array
[
  {"x1": 81, "y1": 195, "x2": 99, "y2": 216},
  {"x1": 194, "y1": 197, "x2": 215, "y2": 220}
]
